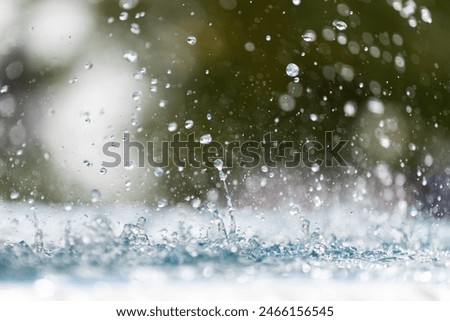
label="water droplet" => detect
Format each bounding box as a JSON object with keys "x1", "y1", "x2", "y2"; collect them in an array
[
  {"x1": 302, "y1": 30, "x2": 317, "y2": 42},
  {"x1": 124, "y1": 161, "x2": 135, "y2": 170},
  {"x1": 332, "y1": 20, "x2": 348, "y2": 31},
  {"x1": 302, "y1": 219, "x2": 310, "y2": 237},
  {"x1": 159, "y1": 100, "x2": 167, "y2": 108},
  {"x1": 289, "y1": 205, "x2": 300, "y2": 215},
  {"x1": 136, "y1": 216, "x2": 146, "y2": 228},
  {"x1": 154, "y1": 167, "x2": 164, "y2": 177},
  {"x1": 83, "y1": 160, "x2": 93, "y2": 167},
  {"x1": 184, "y1": 120, "x2": 194, "y2": 129},
  {"x1": 69, "y1": 77, "x2": 79, "y2": 84},
  {"x1": 119, "y1": 11, "x2": 129, "y2": 21},
  {"x1": 265, "y1": 35, "x2": 271, "y2": 41},
  {"x1": 311, "y1": 163, "x2": 320, "y2": 172},
  {"x1": 168, "y1": 122, "x2": 178, "y2": 132},
  {"x1": 119, "y1": 0, "x2": 139, "y2": 10},
  {"x1": 0, "y1": 85, "x2": 9, "y2": 94},
  {"x1": 312, "y1": 196, "x2": 322, "y2": 207},
  {"x1": 10, "y1": 190, "x2": 20, "y2": 200},
  {"x1": 367, "y1": 98, "x2": 385, "y2": 115},
  {"x1": 132, "y1": 91, "x2": 142, "y2": 102},
  {"x1": 122, "y1": 50, "x2": 138, "y2": 63},
  {"x1": 192, "y1": 198, "x2": 201, "y2": 208},
  {"x1": 157, "y1": 198, "x2": 168, "y2": 208},
  {"x1": 84, "y1": 61, "x2": 93, "y2": 70},
  {"x1": 130, "y1": 23, "x2": 140, "y2": 35},
  {"x1": 292, "y1": 0, "x2": 301, "y2": 5},
  {"x1": 64, "y1": 201, "x2": 73, "y2": 211},
  {"x1": 187, "y1": 36, "x2": 197, "y2": 45},
  {"x1": 278, "y1": 94, "x2": 296, "y2": 111},
  {"x1": 90, "y1": 189, "x2": 101, "y2": 203},
  {"x1": 100, "y1": 167, "x2": 107, "y2": 175},
  {"x1": 395, "y1": 54, "x2": 406, "y2": 71},
  {"x1": 214, "y1": 159, "x2": 223, "y2": 171},
  {"x1": 424, "y1": 154, "x2": 433, "y2": 167},
  {"x1": 344, "y1": 101, "x2": 357, "y2": 117},
  {"x1": 206, "y1": 113, "x2": 212, "y2": 120},
  {"x1": 135, "y1": 12, "x2": 145, "y2": 19},
  {"x1": 420, "y1": 7, "x2": 432, "y2": 24},
  {"x1": 286, "y1": 63, "x2": 300, "y2": 77},
  {"x1": 261, "y1": 165, "x2": 268, "y2": 173},
  {"x1": 244, "y1": 42, "x2": 255, "y2": 52},
  {"x1": 200, "y1": 133, "x2": 212, "y2": 144},
  {"x1": 43, "y1": 152, "x2": 51, "y2": 161}
]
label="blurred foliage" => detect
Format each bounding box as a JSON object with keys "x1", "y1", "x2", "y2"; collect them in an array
[{"x1": 0, "y1": 0, "x2": 449, "y2": 210}]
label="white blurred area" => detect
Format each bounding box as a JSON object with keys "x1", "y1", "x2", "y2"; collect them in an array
[
  {"x1": 1, "y1": 0, "x2": 162, "y2": 202},
  {"x1": 0, "y1": 0, "x2": 222, "y2": 203}
]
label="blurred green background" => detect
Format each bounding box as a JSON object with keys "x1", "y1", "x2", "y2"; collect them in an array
[{"x1": 0, "y1": 0, "x2": 448, "y2": 213}]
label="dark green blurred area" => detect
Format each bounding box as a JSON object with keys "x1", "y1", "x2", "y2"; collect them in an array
[{"x1": 0, "y1": 0, "x2": 449, "y2": 209}]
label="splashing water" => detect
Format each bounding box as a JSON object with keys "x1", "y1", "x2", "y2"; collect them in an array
[
  {"x1": 1, "y1": 200, "x2": 449, "y2": 300},
  {"x1": 214, "y1": 159, "x2": 236, "y2": 237},
  {"x1": 0, "y1": 0, "x2": 448, "y2": 301}
]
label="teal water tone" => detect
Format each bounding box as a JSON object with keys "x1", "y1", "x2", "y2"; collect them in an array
[{"x1": 1, "y1": 203, "x2": 449, "y2": 288}]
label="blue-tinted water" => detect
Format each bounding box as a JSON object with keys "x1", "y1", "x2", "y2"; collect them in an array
[{"x1": 1, "y1": 203, "x2": 449, "y2": 290}]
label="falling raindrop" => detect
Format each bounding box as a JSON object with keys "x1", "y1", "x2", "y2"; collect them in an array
[
  {"x1": 159, "y1": 100, "x2": 167, "y2": 108},
  {"x1": 302, "y1": 30, "x2": 317, "y2": 42},
  {"x1": 286, "y1": 63, "x2": 300, "y2": 77},
  {"x1": 187, "y1": 36, "x2": 197, "y2": 45},
  {"x1": 344, "y1": 101, "x2": 357, "y2": 117},
  {"x1": 244, "y1": 42, "x2": 255, "y2": 52},
  {"x1": 119, "y1": 0, "x2": 139, "y2": 10},
  {"x1": 200, "y1": 134, "x2": 212, "y2": 144},
  {"x1": 64, "y1": 201, "x2": 73, "y2": 211},
  {"x1": 332, "y1": 20, "x2": 348, "y2": 31},
  {"x1": 136, "y1": 216, "x2": 146, "y2": 228},
  {"x1": 214, "y1": 159, "x2": 224, "y2": 171},
  {"x1": 10, "y1": 190, "x2": 20, "y2": 200},
  {"x1": 158, "y1": 198, "x2": 168, "y2": 208},
  {"x1": 119, "y1": 11, "x2": 129, "y2": 21},
  {"x1": 154, "y1": 167, "x2": 164, "y2": 177},
  {"x1": 132, "y1": 91, "x2": 142, "y2": 102},
  {"x1": 168, "y1": 122, "x2": 178, "y2": 132},
  {"x1": 278, "y1": 94, "x2": 296, "y2": 112},
  {"x1": 84, "y1": 61, "x2": 93, "y2": 70},
  {"x1": 130, "y1": 23, "x2": 140, "y2": 35},
  {"x1": 420, "y1": 7, "x2": 432, "y2": 24},
  {"x1": 184, "y1": 120, "x2": 194, "y2": 129},
  {"x1": 90, "y1": 189, "x2": 102, "y2": 203},
  {"x1": 122, "y1": 50, "x2": 138, "y2": 63}
]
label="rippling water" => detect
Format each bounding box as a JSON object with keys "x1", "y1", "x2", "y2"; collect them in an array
[{"x1": 1, "y1": 202, "x2": 449, "y2": 299}]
